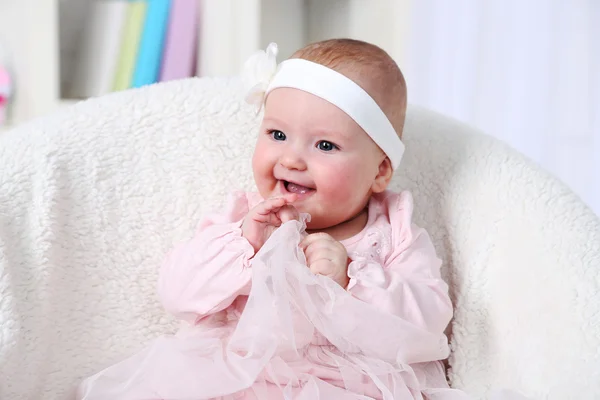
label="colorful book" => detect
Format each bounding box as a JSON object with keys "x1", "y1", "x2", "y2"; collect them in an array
[
  {"x1": 112, "y1": 1, "x2": 148, "y2": 92},
  {"x1": 159, "y1": 0, "x2": 198, "y2": 82},
  {"x1": 69, "y1": 1, "x2": 128, "y2": 98},
  {"x1": 132, "y1": 0, "x2": 172, "y2": 88}
]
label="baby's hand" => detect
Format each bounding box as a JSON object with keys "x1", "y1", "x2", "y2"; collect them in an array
[
  {"x1": 301, "y1": 233, "x2": 349, "y2": 288},
  {"x1": 242, "y1": 195, "x2": 299, "y2": 253}
]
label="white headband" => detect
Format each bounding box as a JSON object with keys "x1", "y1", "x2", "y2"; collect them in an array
[{"x1": 242, "y1": 43, "x2": 405, "y2": 170}]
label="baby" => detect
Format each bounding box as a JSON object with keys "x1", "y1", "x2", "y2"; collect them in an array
[{"x1": 77, "y1": 39, "x2": 464, "y2": 399}]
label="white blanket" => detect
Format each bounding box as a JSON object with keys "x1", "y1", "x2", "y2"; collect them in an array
[{"x1": 0, "y1": 77, "x2": 599, "y2": 400}]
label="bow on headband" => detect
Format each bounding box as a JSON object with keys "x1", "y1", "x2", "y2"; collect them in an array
[{"x1": 242, "y1": 42, "x2": 279, "y2": 113}]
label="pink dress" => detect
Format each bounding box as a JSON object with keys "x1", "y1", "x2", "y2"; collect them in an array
[{"x1": 77, "y1": 190, "x2": 473, "y2": 400}]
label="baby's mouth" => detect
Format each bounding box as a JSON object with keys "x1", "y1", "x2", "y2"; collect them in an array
[{"x1": 283, "y1": 180, "x2": 315, "y2": 195}]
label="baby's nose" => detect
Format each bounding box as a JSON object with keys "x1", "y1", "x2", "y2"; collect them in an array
[{"x1": 279, "y1": 149, "x2": 307, "y2": 171}]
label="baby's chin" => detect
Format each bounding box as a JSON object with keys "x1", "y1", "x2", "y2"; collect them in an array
[{"x1": 303, "y1": 215, "x2": 343, "y2": 231}]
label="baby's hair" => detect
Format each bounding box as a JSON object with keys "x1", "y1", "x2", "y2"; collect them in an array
[{"x1": 290, "y1": 38, "x2": 407, "y2": 139}]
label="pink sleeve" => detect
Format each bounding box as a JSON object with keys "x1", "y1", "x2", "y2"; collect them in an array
[
  {"x1": 157, "y1": 192, "x2": 256, "y2": 323},
  {"x1": 347, "y1": 192, "x2": 453, "y2": 335}
]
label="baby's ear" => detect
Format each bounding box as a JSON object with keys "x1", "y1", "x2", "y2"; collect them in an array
[{"x1": 371, "y1": 158, "x2": 393, "y2": 193}]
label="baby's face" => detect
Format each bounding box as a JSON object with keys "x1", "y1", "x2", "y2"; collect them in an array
[{"x1": 252, "y1": 88, "x2": 386, "y2": 229}]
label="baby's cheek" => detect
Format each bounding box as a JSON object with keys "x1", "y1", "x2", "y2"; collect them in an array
[
  {"x1": 252, "y1": 145, "x2": 274, "y2": 189},
  {"x1": 252, "y1": 141, "x2": 267, "y2": 166},
  {"x1": 321, "y1": 164, "x2": 360, "y2": 201}
]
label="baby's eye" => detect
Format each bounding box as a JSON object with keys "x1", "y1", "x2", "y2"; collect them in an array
[
  {"x1": 270, "y1": 130, "x2": 286, "y2": 141},
  {"x1": 317, "y1": 140, "x2": 338, "y2": 152}
]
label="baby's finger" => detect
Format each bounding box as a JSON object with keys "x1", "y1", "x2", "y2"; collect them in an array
[
  {"x1": 258, "y1": 193, "x2": 298, "y2": 214},
  {"x1": 255, "y1": 197, "x2": 287, "y2": 216},
  {"x1": 303, "y1": 241, "x2": 335, "y2": 261},
  {"x1": 300, "y1": 232, "x2": 335, "y2": 249},
  {"x1": 278, "y1": 204, "x2": 300, "y2": 223},
  {"x1": 309, "y1": 258, "x2": 335, "y2": 276},
  {"x1": 283, "y1": 193, "x2": 299, "y2": 204}
]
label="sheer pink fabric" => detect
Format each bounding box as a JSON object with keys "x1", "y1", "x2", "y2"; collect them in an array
[{"x1": 77, "y1": 191, "x2": 524, "y2": 399}]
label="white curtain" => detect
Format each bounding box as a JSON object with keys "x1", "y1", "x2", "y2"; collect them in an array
[{"x1": 404, "y1": 0, "x2": 599, "y2": 214}]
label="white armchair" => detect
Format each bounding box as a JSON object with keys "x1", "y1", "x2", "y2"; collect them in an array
[{"x1": 0, "y1": 78, "x2": 598, "y2": 399}]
